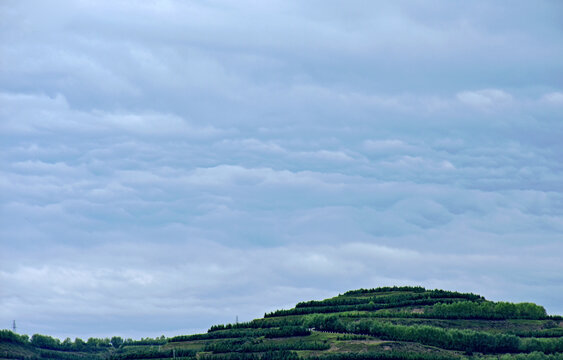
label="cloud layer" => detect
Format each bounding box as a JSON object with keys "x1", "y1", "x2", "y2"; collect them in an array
[{"x1": 1, "y1": 0, "x2": 562, "y2": 339}]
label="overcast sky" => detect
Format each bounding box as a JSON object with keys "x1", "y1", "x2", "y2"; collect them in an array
[{"x1": 1, "y1": 0, "x2": 563, "y2": 340}]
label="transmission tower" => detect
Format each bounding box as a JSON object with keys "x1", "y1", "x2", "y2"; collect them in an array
[{"x1": 12, "y1": 320, "x2": 16, "y2": 333}]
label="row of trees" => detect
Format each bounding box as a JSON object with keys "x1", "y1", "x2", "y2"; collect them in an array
[
  {"x1": 350, "y1": 319, "x2": 521, "y2": 353},
  {"x1": 310, "y1": 352, "x2": 563, "y2": 360},
  {"x1": 0, "y1": 330, "x2": 166, "y2": 352},
  {"x1": 495, "y1": 352, "x2": 563, "y2": 360},
  {"x1": 265, "y1": 298, "x2": 461, "y2": 318},
  {"x1": 110, "y1": 349, "x2": 195, "y2": 360},
  {"x1": 208, "y1": 319, "x2": 304, "y2": 332},
  {"x1": 0, "y1": 330, "x2": 29, "y2": 345},
  {"x1": 264, "y1": 327, "x2": 310, "y2": 338},
  {"x1": 511, "y1": 328, "x2": 563, "y2": 338},
  {"x1": 297, "y1": 290, "x2": 483, "y2": 309},
  {"x1": 199, "y1": 351, "x2": 299, "y2": 360},
  {"x1": 204, "y1": 339, "x2": 329, "y2": 353},
  {"x1": 344, "y1": 286, "x2": 428, "y2": 295},
  {"x1": 427, "y1": 302, "x2": 547, "y2": 320},
  {"x1": 170, "y1": 327, "x2": 311, "y2": 343},
  {"x1": 270, "y1": 297, "x2": 548, "y2": 321},
  {"x1": 335, "y1": 335, "x2": 368, "y2": 341},
  {"x1": 119, "y1": 338, "x2": 167, "y2": 346},
  {"x1": 519, "y1": 338, "x2": 563, "y2": 354},
  {"x1": 37, "y1": 349, "x2": 101, "y2": 360},
  {"x1": 170, "y1": 329, "x2": 261, "y2": 342},
  {"x1": 197, "y1": 351, "x2": 563, "y2": 360},
  {"x1": 30, "y1": 335, "x2": 113, "y2": 351},
  {"x1": 304, "y1": 315, "x2": 563, "y2": 354},
  {"x1": 309, "y1": 352, "x2": 459, "y2": 360},
  {"x1": 362, "y1": 301, "x2": 548, "y2": 321}
]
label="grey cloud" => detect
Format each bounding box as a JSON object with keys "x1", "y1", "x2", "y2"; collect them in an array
[
  {"x1": 2, "y1": 239, "x2": 562, "y2": 339},
  {"x1": 1, "y1": 0, "x2": 562, "y2": 340},
  {"x1": 2, "y1": 0, "x2": 562, "y2": 113}
]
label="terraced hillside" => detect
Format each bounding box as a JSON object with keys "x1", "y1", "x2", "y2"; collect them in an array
[{"x1": 2, "y1": 286, "x2": 563, "y2": 360}]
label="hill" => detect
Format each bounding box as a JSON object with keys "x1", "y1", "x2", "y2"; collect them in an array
[{"x1": 2, "y1": 286, "x2": 563, "y2": 360}]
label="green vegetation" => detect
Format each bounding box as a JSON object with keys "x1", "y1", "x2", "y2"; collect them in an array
[
  {"x1": 203, "y1": 339, "x2": 330, "y2": 353},
  {"x1": 110, "y1": 348, "x2": 195, "y2": 360},
  {"x1": 428, "y1": 301, "x2": 548, "y2": 320},
  {"x1": 2, "y1": 287, "x2": 562, "y2": 360}
]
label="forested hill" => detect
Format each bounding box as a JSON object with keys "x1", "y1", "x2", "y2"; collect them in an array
[{"x1": 2, "y1": 286, "x2": 563, "y2": 360}]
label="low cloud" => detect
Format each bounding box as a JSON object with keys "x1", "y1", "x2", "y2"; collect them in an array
[
  {"x1": 456, "y1": 89, "x2": 513, "y2": 108},
  {"x1": 2, "y1": 238, "x2": 562, "y2": 339},
  {"x1": 0, "y1": 92, "x2": 224, "y2": 138},
  {"x1": 541, "y1": 92, "x2": 563, "y2": 105}
]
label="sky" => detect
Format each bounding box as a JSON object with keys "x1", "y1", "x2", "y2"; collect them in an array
[{"x1": 1, "y1": 0, "x2": 563, "y2": 340}]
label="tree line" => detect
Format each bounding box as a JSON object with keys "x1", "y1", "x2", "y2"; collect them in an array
[
  {"x1": 511, "y1": 328, "x2": 563, "y2": 338},
  {"x1": 203, "y1": 338, "x2": 329, "y2": 353},
  {"x1": 208, "y1": 319, "x2": 304, "y2": 332},
  {"x1": 265, "y1": 298, "x2": 462, "y2": 318},
  {"x1": 495, "y1": 352, "x2": 563, "y2": 360},
  {"x1": 169, "y1": 327, "x2": 311, "y2": 343},
  {"x1": 296, "y1": 290, "x2": 483, "y2": 309},
  {"x1": 309, "y1": 351, "x2": 563, "y2": 360},
  {"x1": 0, "y1": 330, "x2": 166, "y2": 353},
  {"x1": 198, "y1": 350, "x2": 299, "y2": 360},
  {"x1": 110, "y1": 348, "x2": 195, "y2": 360},
  {"x1": 363, "y1": 301, "x2": 548, "y2": 321},
  {"x1": 304, "y1": 315, "x2": 563, "y2": 354},
  {"x1": 349, "y1": 319, "x2": 521, "y2": 353},
  {"x1": 308, "y1": 352, "x2": 461, "y2": 360},
  {"x1": 268, "y1": 298, "x2": 548, "y2": 321},
  {"x1": 29, "y1": 335, "x2": 112, "y2": 351},
  {"x1": 427, "y1": 301, "x2": 547, "y2": 320},
  {"x1": 1, "y1": 330, "x2": 30, "y2": 345},
  {"x1": 37, "y1": 349, "x2": 101, "y2": 360},
  {"x1": 344, "y1": 286, "x2": 428, "y2": 295}
]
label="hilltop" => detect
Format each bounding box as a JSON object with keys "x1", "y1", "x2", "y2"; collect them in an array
[{"x1": 2, "y1": 286, "x2": 563, "y2": 360}]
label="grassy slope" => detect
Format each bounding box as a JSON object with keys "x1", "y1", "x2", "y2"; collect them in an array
[{"x1": 3, "y1": 287, "x2": 563, "y2": 360}]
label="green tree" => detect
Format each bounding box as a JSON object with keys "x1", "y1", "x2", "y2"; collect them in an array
[{"x1": 111, "y1": 336, "x2": 124, "y2": 348}]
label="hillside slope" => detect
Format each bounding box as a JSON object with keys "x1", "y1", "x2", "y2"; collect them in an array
[{"x1": 2, "y1": 286, "x2": 563, "y2": 360}]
